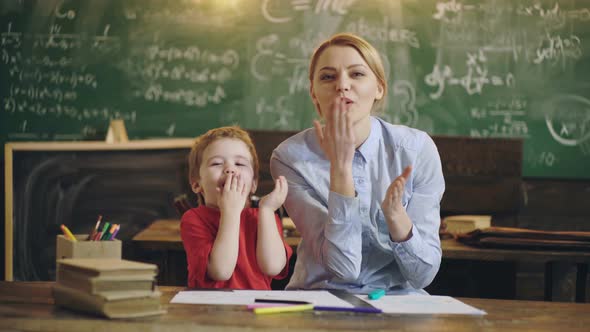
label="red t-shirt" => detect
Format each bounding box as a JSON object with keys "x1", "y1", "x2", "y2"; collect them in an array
[{"x1": 180, "y1": 205, "x2": 293, "y2": 289}]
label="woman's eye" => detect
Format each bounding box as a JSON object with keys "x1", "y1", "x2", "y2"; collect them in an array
[
  {"x1": 319, "y1": 73, "x2": 334, "y2": 80},
  {"x1": 352, "y1": 71, "x2": 365, "y2": 78}
]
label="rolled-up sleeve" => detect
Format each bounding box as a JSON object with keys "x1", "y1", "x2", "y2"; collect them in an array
[
  {"x1": 271, "y1": 151, "x2": 363, "y2": 281},
  {"x1": 391, "y1": 134, "x2": 445, "y2": 289}
]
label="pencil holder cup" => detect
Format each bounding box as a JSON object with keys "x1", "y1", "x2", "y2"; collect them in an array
[{"x1": 56, "y1": 234, "x2": 122, "y2": 260}]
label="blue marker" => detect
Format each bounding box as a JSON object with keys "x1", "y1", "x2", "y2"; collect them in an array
[{"x1": 368, "y1": 289, "x2": 385, "y2": 300}]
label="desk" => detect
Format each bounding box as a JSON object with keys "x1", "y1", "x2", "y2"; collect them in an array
[
  {"x1": 1, "y1": 282, "x2": 590, "y2": 332},
  {"x1": 132, "y1": 219, "x2": 302, "y2": 251},
  {"x1": 133, "y1": 220, "x2": 590, "y2": 301}
]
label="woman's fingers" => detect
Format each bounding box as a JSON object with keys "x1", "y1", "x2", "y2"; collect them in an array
[
  {"x1": 395, "y1": 179, "x2": 403, "y2": 198},
  {"x1": 386, "y1": 177, "x2": 404, "y2": 200},
  {"x1": 401, "y1": 165, "x2": 412, "y2": 180},
  {"x1": 313, "y1": 120, "x2": 324, "y2": 144},
  {"x1": 330, "y1": 95, "x2": 340, "y2": 129},
  {"x1": 344, "y1": 106, "x2": 353, "y2": 138}
]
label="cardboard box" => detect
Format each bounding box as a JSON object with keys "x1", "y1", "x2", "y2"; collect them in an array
[{"x1": 56, "y1": 234, "x2": 121, "y2": 260}]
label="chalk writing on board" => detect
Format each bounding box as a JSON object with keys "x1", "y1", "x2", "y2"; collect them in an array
[
  {"x1": 251, "y1": 34, "x2": 307, "y2": 82},
  {"x1": 432, "y1": 1, "x2": 586, "y2": 24},
  {"x1": 533, "y1": 33, "x2": 582, "y2": 66},
  {"x1": 536, "y1": 151, "x2": 557, "y2": 167},
  {"x1": 0, "y1": 20, "x2": 132, "y2": 123},
  {"x1": 425, "y1": 49, "x2": 515, "y2": 99},
  {"x1": 139, "y1": 84, "x2": 226, "y2": 108},
  {"x1": 516, "y1": 3, "x2": 590, "y2": 26},
  {"x1": 256, "y1": 96, "x2": 296, "y2": 129},
  {"x1": 469, "y1": 97, "x2": 529, "y2": 138},
  {"x1": 166, "y1": 123, "x2": 176, "y2": 137},
  {"x1": 8, "y1": 85, "x2": 77, "y2": 103},
  {"x1": 382, "y1": 80, "x2": 418, "y2": 127},
  {"x1": 344, "y1": 17, "x2": 420, "y2": 48},
  {"x1": 543, "y1": 95, "x2": 590, "y2": 148},
  {"x1": 8, "y1": 67, "x2": 98, "y2": 89},
  {"x1": 4, "y1": 98, "x2": 137, "y2": 122},
  {"x1": 261, "y1": 0, "x2": 357, "y2": 23},
  {"x1": 54, "y1": 2, "x2": 77, "y2": 19},
  {"x1": 123, "y1": 0, "x2": 243, "y2": 27},
  {"x1": 433, "y1": 0, "x2": 464, "y2": 23},
  {"x1": 130, "y1": 44, "x2": 238, "y2": 108}
]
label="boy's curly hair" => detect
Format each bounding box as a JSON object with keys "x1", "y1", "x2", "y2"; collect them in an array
[{"x1": 188, "y1": 126, "x2": 259, "y2": 205}]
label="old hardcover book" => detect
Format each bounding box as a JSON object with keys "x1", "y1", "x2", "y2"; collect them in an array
[
  {"x1": 53, "y1": 284, "x2": 165, "y2": 318},
  {"x1": 442, "y1": 215, "x2": 492, "y2": 234},
  {"x1": 57, "y1": 268, "x2": 155, "y2": 294},
  {"x1": 56, "y1": 258, "x2": 158, "y2": 278}
]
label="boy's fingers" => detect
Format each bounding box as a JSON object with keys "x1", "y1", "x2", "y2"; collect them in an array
[
  {"x1": 239, "y1": 176, "x2": 245, "y2": 193},
  {"x1": 224, "y1": 174, "x2": 233, "y2": 191},
  {"x1": 231, "y1": 174, "x2": 237, "y2": 190}
]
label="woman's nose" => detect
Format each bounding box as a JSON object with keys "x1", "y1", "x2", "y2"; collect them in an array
[{"x1": 337, "y1": 77, "x2": 350, "y2": 92}]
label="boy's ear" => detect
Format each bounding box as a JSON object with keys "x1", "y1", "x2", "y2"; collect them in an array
[
  {"x1": 251, "y1": 178, "x2": 258, "y2": 194},
  {"x1": 190, "y1": 181, "x2": 202, "y2": 194}
]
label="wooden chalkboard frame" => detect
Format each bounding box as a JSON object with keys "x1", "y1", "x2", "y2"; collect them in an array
[{"x1": 4, "y1": 139, "x2": 193, "y2": 281}]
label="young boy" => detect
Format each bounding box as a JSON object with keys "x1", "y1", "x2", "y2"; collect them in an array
[{"x1": 181, "y1": 126, "x2": 293, "y2": 289}]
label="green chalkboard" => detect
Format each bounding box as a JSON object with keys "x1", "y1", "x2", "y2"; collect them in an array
[{"x1": 1, "y1": 0, "x2": 589, "y2": 178}]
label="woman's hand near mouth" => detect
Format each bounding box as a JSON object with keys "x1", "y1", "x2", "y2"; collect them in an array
[{"x1": 313, "y1": 95, "x2": 356, "y2": 198}]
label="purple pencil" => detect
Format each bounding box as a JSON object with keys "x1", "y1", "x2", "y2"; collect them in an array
[
  {"x1": 109, "y1": 225, "x2": 120, "y2": 240},
  {"x1": 313, "y1": 306, "x2": 382, "y2": 314}
]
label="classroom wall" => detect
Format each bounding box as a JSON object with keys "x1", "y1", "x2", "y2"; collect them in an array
[{"x1": 1, "y1": 0, "x2": 589, "y2": 178}]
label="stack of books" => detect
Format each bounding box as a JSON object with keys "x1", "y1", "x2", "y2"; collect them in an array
[
  {"x1": 442, "y1": 215, "x2": 492, "y2": 235},
  {"x1": 54, "y1": 258, "x2": 165, "y2": 318}
]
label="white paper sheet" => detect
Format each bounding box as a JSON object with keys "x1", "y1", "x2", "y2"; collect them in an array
[
  {"x1": 171, "y1": 290, "x2": 353, "y2": 307},
  {"x1": 354, "y1": 294, "x2": 486, "y2": 315}
]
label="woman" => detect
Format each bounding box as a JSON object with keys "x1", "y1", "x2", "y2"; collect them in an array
[{"x1": 270, "y1": 33, "x2": 445, "y2": 294}]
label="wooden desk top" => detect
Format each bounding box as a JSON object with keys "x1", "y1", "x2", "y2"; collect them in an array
[
  {"x1": 1, "y1": 282, "x2": 589, "y2": 332},
  {"x1": 133, "y1": 219, "x2": 590, "y2": 264}
]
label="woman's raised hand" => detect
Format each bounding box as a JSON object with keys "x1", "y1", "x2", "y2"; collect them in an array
[
  {"x1": 381, "y1": 166, "x2": 414, "y2": 242},
  {"x1": 382, "y1": 166, "x2": 412, "y2": 220},
  {"x1": 313, "y1": 96, "x2": 356, "y2": 168}
]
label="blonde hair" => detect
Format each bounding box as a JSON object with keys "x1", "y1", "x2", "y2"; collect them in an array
[
  {"x1": 188, "y1": 126, "x2": 259, "y2": 205},
  {"x1": 309, "y1": 33, "x2": 388, "y2": 112}
]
